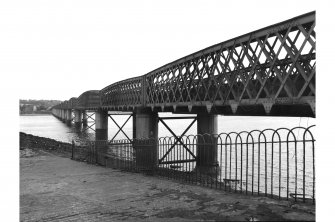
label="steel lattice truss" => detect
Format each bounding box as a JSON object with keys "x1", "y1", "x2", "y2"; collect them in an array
[
  {"x1": 144, "y1": 12, "x2": 315, "y2": 114},
  {"x1": 100, "y1": 77, "x2": 143, "y2": 109},
  {"x1": 53, "y1": 12, "x2": 315, "y2": 117},
  {"x1": 76, "y1": 90, "x2": 101, "y2": 110}
]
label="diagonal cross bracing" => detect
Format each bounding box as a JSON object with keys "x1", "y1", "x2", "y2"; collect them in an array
[
  {"x1": 108, "y1": 114, "x2": 133, "y2": 143},
  {"x1": 82, "y1": 112, "x2": 96, "y2": 132},
  {"x1": 158, "y1": 117, "x2": 197, "y2": 164}
]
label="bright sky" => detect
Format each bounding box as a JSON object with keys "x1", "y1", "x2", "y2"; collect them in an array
[
  {"x1": 2, "y1": 1, "x2": 335, "y2": 220},
  {"x1": 1, "y1": 0, "x2": 316, "y2": 101}
]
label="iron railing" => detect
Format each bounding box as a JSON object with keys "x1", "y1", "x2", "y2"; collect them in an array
[{"x1": 71, "y1": 125, "x2": 315, "y2": 203}]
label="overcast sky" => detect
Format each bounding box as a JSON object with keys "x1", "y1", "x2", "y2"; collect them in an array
[
  {"x1": 0, "y1": 0, "x2": 317, "y2": 101},
  {"x1": 2, "y1": 1, "x2": 335, "y2": 219}
]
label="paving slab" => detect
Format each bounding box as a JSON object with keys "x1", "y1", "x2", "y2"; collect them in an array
[{"x1": 20, "y1": 149, "x2": 315, "y2": 221}]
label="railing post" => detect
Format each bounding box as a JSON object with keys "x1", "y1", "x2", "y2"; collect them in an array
[
  {"x1": 95, "y1": 141, "x2": 99, "y2": 164},
  {"x1": 71, "y1": 140, "x2": 74, "y2": 160}
]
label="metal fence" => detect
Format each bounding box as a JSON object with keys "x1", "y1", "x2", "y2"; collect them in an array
[{"x1": 71, "y1": 125, "x2": 315, "y2": 203}]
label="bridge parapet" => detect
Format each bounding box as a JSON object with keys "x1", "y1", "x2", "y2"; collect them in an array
[
  {"x1": 76, "y1": 90, "x2": 101, "y2": 110},
  {"x1": 68, "y1": 97, "x2": 78, "y2": 109},
  {"x1": 61, "y1": 100, "x2": 69, "y2": 109},
  {"x1": 100, "y1": 76, "x2": 143, "y2": 110}
]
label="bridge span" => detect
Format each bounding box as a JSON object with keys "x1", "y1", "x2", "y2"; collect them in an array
[
  {"x1": 51, "y1": 12, "x2": 315, "y2": 203},
  {"x1": 52, "y1": 11, "x2": 315, "y2": 138}
]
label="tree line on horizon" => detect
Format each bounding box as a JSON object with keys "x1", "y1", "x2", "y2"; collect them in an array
[{"x1": 20, "y1": 99, "x2": 62, "y2": 114}]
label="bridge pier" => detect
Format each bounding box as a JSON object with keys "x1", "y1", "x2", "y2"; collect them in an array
[
  {"x1": 196, "y1": 114, "x2": 219, "y2": 175},
  {"x1": 135, "y1": 110, "x2": 158, "y2": 139},
  {"x1": 134, "y1": 109, "x2": 158, "y2": 169},
  {"x1": 95, "y1": 110, "x2": 108, "y2": 141},
  {"x1": 66, "y1": 109, "x2": 72, "y2": 125},
  {"x1": 61, "y1": 110, "x2": 66, "y2": 122},
  {"x1": 74, "y1": 110, "x2": 82, "y2": 128},
  {"x1": 82, "y1": 110, "x2": 88, "y2": 126},
  {"x1": 95, "y1": 109, "x2": 108, "y2": 165}
]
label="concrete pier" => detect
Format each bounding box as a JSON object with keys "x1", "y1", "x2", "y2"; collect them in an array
[
  {"x1": 66, "y1": 109, "x2": 72, "y2": 125},
  {"x1": 95, "y1": 109, "x2": 108, "y2": 165},
  {"x1": 95, "y1": 110, "x2": 108, "y2": 141},
  {"x1": 134, "y1": 109, "x2": 158, "y2": 168},
  {"x1": 61, "y1": 110, "x2": 65, "y2": 122},
  {"x1": 196, "y1": 114, "x2": 218, "y2": 174},
  {"x1": 135, "y1": 111, "x2": 158, "y2": 139},
  {"x1": 74, "y1": 110, "x2": 82, "y2": 128},
  {"x1": 82, "y1": 110, "x2": 88, "y2": 126}
]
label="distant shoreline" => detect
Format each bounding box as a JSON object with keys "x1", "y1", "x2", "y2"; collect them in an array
[{"x1": 20, "y1": 113, "x2": 52, "y2": 116}]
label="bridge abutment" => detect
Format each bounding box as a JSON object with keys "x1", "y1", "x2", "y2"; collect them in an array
[{"x1": 196, "y1": 114, "x2": 219, "y2": 175}]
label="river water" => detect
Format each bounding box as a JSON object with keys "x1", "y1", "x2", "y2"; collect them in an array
[{"x1": 20, "y1": 114, "x2": 315, "y2": 144}]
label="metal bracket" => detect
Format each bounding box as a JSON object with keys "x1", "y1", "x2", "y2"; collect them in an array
[
  {"x1": 188, "y1": 105, "x2": 192, "y2": 112},
  {"x1": 230, "y1": 103, "x2": 239, "y2": 114},
  {"x1": 206, "y1": 104, "x2": 213, "y2": 113},
  {"x1": 262, "y1": 99, "x2": 274, "y2": 114}
]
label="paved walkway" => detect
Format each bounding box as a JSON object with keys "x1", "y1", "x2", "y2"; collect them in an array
[{"x1": 20, "y1": 149, "x2": 315, "y2": 221}]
